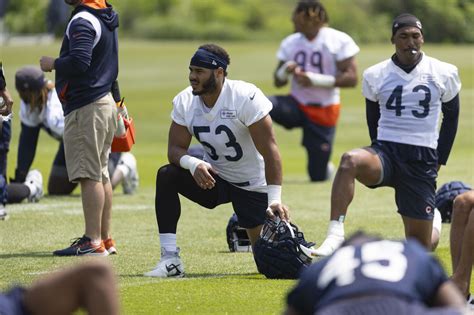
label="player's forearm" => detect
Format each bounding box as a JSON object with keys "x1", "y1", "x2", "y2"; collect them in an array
[
  {"x1": 168, "y1": 145, "x2": 189, "y2": 166},
  {"x1": 437, "y1": 95, "x2": 459, "y2": 165},
  {"x1": 334, "y1": 67, "x2": 358, "y2": 87},
  {"x1": 263, "y1": 146, "x2": 283, "y2": 186}
]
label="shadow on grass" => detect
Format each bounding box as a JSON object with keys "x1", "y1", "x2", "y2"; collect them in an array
[
  {"x1": 0, "y1": 252, "x2": 52, "y2": 258},
  {"x1": 119, "y1": 272, "x2": 262, "y2": 279}
]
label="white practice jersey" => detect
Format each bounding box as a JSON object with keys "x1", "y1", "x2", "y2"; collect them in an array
[
  {"x1": 172, "y1": 79, "x2": 272, "y2": 192},
  {"x1": 363, "y1": 53, "x2": 461, "y2": 149},
  {"x1": 19, "y1": 87, "x2": 64, "y2": 140},
  {"x1": 277, "y1": 27, "x2": 359, "y2": 106}
]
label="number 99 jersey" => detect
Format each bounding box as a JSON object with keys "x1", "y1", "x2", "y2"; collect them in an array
[
  {"x1": 362, "y1": 53, "x2": 461, "y2": 149},
  {"x1": 286, "y1": 238, "x2": 449, "y2": 313},
  {"x1": 171, "y1": 79, "x2": 272, "y2": 192}
]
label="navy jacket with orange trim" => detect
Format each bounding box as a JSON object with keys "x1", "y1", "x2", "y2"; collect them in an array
[{"x1": 55, "y1": 4, "x2": 119, "y2": 116}]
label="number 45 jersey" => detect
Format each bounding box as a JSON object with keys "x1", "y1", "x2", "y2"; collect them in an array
[
  {"x1": 287, "y1": 239, "x2": 449, "y2": 313},
  {"x1": 172, "y1": 79, "x2": 272, "y2": 192},
  {"x1": 362, "y1": 53, "x2": 461, "y2": 149}
]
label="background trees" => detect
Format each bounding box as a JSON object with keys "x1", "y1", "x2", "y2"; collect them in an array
[{"x1": 1, "y1": 0, "x2": 473, "y2": 43}]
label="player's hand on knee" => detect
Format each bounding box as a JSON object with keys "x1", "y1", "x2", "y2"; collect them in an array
[{"x1": 193, "y1": 164, "x2": 216, "y2": 190}]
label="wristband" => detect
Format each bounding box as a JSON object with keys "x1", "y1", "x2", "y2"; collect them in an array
[
  {"x1": 275, "y1": 61, "x2": 297, "y2": 82},
  {"x1": 0, "y1": 62, "x2": 5, "y2": 90},
  {"x1": 306, "y1": 72, "x2": 336, "y2": 87},
  {"x1": 267, "y1": 185, "x2": 282, "y2": 207},
  {"x1": 179, "y1": 154, "x2": 209, "y2": 176}
]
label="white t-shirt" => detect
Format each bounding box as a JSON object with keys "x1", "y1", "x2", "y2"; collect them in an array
[
  {"x1": 19, "y1": 87, "x2": 64, "y2": 140},
  {"x1": 172, "y1": 79, "x2": 272, "y2": 192},
  {"x1": 277, "y1": 27, "x2": 360, "y2": 106},
  {"x1": 362, "y1": 53, "x2": 461, "y2": 149}
]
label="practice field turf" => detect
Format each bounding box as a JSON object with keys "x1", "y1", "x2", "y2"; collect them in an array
[{"x1": 0, "y1": 41, "x2": 473, "y2": 314}]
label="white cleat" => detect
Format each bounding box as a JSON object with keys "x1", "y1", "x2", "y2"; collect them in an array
[
  {"x1": 314, "y1": 234, "x2": 344, "y2": 257},
  {"x1": 0, "y1": 204, "x2": 8, "y2": 221},
  {"x1": 25, "y1": 169, "x2": 43, "y2": 203},
  {"x1": 118, "y1": 152, "x2": 139, "y2": 195},
  {"x1": 144, "y1": 248, "x2": 185, "y2": 278}
]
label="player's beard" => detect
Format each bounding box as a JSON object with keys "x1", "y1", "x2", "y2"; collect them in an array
[{"x1": 192, "y1": 73, "x2": 217, "y2": 96}]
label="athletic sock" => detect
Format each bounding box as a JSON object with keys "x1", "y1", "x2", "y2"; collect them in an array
[
  {"x1": 327, "y1": 220, "x2": 345, "y2": 238},
  {"x1": 433, "y1": 208, "x2": 442, "y2": 234},
  {"x1": 160, "y1": 233, "x2": 177, "y2": 254}
]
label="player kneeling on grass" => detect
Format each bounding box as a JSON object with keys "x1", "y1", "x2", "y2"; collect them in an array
[
  {"x1": 145, "y1": 44, "x2": 290, "y2": 278},
  {"x1": 285, "y1": 231, "x2": 468, "y2": 315},
  {"x1": 315, "y1": 13, "x2": 461, "y2": 256}
]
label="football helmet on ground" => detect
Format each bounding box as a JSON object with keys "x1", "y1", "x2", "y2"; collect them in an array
[
  {"x1": 253, "y1": 217, "x2": 316, "y2": 279},
  {"x1": 226, "y1": 213, "x2": 252, "y2": 252},
  {"x1": 435, "y1": 181, "x2": 471, "y2": 223}
]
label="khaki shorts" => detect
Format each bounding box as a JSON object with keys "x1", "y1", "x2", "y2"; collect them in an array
[{"x1": 64, "y1": 93, "x2": 117, "y2": 183}]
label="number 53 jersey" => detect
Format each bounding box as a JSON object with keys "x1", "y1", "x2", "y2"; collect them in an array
[
  {"x1": 362, "y1": 53, "x2": 461, "y2": 149},
  {"x1": 171, "y1": 79, "x2": 273, "y2": 192}
]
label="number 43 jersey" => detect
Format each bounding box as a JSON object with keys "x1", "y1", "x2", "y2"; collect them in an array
[
  {"x1": 362, "y1": 53, "x2": 461, "y2": 149},
  {"x1": 172, "y1": 79, "x2": 273, "y2": 192}
]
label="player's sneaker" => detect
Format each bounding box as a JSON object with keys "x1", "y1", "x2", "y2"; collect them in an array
[
  {"x1": 144, "y1": 248, "x2": 184, "y2": 278},
  {"x1": 0, "y1": 204, "x2": 8, "y2": 221},
  {"x1": 24, "y1": 169, "x2": 43, "y2": 203},
  {"x1": 314, "y1": 234, "x2": 344, "y2": 257},
  {"x1": 118, "y1": 152, "x2": 139, "y2": 195},
  {"x1": 103, "y1": 238, "x2": 117, "y2": 255},
  {"x1": 53, "y1": 235, "x2": 109, "y2": 257},
  {"x1": 467, "y1": 294, "x2": 474, "y2": 309}
]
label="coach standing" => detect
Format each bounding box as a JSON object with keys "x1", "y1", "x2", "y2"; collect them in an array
[{"x1": 40, "y1": 0, "x2": 119, "y2": 256}]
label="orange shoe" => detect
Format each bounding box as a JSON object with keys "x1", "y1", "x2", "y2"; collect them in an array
[{"x1": 103, "y1": 238, "x2": 117, "y2": 255}]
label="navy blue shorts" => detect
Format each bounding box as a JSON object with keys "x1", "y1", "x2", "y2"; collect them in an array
[
  {"x1": 367, "y1": 141, "x2": 438, "y2": 220},
  {"x1": 0, "y1": 287, "x2": 30, "y2": 315},
  {"x1": 211, "y1": 175, "x2": 267, "y2": 228},
  {"x1": 316, "y1": 295, "x2": 461, "y2": 315},
  {"x1": 157, "y1": 164, "x2": 267, "y2": 229}
]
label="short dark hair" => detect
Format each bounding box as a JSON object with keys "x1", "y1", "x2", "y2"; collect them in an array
[
  {"x1": 295, "y1": 0, "x2": 329, "y2": 23},
  {"x1": 198, "y1": 44, "x2": 231, "y2": 76}
]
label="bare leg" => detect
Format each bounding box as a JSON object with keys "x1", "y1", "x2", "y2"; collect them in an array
[
  {"x1": 450, "y1": 190, "x2": 474, "y2": 296},
  {"x1": 330, "y1": 148, "x2": 383, "y2": 220},
  {"x1": 81, "y1": 179, "x2": 104, "y2": 243},
  {"x1": 246, "y1": 225, "x2": 263, "y2": 246},
  {"x1": 101, "y1": 181, "x2": 113, "y2": 240},
  {"x1": 401, "y1": 215, "x2": 432, "y2": 250},
  {"x1": 110, "y1": 168, "x2": 124, "y2": 190},
  {"x1": 23, "y1": 260, "x2": 119, "y2": 315},
  {"x1": 316, "y1": 148, "x2": 382, "y2": 256}
]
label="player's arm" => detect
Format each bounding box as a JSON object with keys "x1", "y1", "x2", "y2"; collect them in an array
[
  {"x1": 365, "y1": 98, "x2": 380, "y2": 142},
  {"x1": 0, "y1": 62, "x2": 14, "y2": 115},
  {"x1": 437, "y1": 94, "x2": 459, "y2": 167},
  {"x1": 168, "y1": 121, "x2": 215, "y2": 190},
  {"x1": 334, "y1": 56, "x2": 358, "y2": 87},
  {"x1": 167, "y1": 121, "x2": 192, "y2": 166},
  {"x1": 433, "y1": 281, "x2": 466, "y2": 308},
  {"x1": 294, "y1": 56, "x2": 357, "y2": 88},
  {"x1": 249, "y1": 115, "x2": 289, "y2": 221},
  {"x1": 274, "y1": 60, "x2": 298, "y2": 88}
]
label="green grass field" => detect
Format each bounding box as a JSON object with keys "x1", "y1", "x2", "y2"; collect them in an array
[{"x1": 0, "y1": 40, "x2": 473, "y2": 314}]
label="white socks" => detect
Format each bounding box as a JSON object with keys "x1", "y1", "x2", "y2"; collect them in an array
[
  {"x1": 327, "y1": 220, "x2": 345, "y2": 238},
  {"x1": 433, "y1": 208, "x2": 442, "y2": 234},
  {"x1": 160, "y1": 233, "x2": 177, "y2": 254}
]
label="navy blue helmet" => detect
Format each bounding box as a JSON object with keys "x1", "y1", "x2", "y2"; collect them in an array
[
  {"x1": 435, "y1": 181, "x2": 471, "y2": 223},
  {"x1": 253, "y1": 217, "x2": 316, "y2": 279},
  {"x1": 226, "y1": 213, "x2": 252, "y2": 252}
]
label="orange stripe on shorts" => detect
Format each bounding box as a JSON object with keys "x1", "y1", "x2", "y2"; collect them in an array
[{"x1": 298, "y1": 103, "x2": 341, "y2": 127}]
